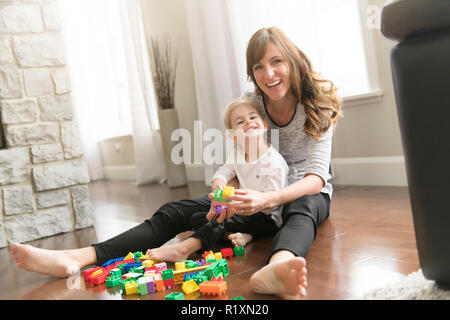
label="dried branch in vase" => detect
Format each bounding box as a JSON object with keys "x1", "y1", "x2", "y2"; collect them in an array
[{"x1": 148, "y1": 36, "x2": 180, "y2": 110}]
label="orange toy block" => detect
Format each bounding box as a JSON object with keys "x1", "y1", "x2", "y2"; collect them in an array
[{"x1": 199, "y1": 280, "x2": 227, "y2": 296}]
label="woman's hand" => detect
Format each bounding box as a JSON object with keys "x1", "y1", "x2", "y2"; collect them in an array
[{"x1": 225, "y1": 189, "x2": 274, "y2": 217}]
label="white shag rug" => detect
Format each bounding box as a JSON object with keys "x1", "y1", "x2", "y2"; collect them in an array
[{"x1": 362, "y1": 269, "x2": 450, "y2": 300}]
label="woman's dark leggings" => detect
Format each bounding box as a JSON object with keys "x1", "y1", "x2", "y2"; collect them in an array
[{"x1": 92, "y1": 193, "x2": 330, "y2": 266}]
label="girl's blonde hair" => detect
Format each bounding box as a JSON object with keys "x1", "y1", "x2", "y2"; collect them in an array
[
  {"x1": 246, "y1": 26, "x2": 343, "y2": 140},
  {"x1": 223, "y1": 97, "x2": 268, "y2": 130}
]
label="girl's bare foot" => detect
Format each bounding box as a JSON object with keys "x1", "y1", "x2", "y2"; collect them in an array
[
  {"x1": 249, "y1": 257, "x2": 308, "y2": 299},
  {"x1": 228, "y1": 232, "x2": 253, "y2": 247},
  {"x1": 148, "y1": 238, "x2": 201, "y2": 262},
  {"x1": 10, "y1": 243, "x2": 96, "y2": 278}
]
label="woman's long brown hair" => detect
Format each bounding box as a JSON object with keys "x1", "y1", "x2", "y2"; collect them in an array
[{"x1": 246, "y1": 27, "x2": 343, "y2": 140}]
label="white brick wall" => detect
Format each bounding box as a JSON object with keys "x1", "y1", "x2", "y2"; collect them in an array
[{"x1": 0, "y1": 0, "x2": 94, "y2": 247}]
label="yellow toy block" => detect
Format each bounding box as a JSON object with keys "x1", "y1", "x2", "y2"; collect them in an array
[
  {"x1": 142, "y1": 259, "x2": 154, "y2": 268},
  {"x1": 182, "y1": 280, "x2": 199, "y2": 295},
  {"x1": 173, "y1": 265, "x2": 209, "y2": 284},
  {"x1": 175, "y1": 262, "x2": 186, "y2": 271},
  {"x1": 90, "y1": 269, "x2": 103, "y2": 278},
  {"x1": 222, "y1": 186, "x2": 235, "y2": 198},
  {"x1": 214, "y1": 252, "x2": 222, "y2": 260},
  {"x1": 125, "y1": 281, "x2": 137, "y2": 295},
  {"x1": 124, "y1": 252, "x2": 135, "y2": 261}
]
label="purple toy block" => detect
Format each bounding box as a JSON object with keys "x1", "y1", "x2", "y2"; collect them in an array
[{"x1": 146, "y1": 278, "x2": 155, "y2": 294}]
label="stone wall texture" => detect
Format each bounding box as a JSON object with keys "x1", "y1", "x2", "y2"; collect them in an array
[{"x1": 0, "y1": 0, "x2": 94, "y2": 247}]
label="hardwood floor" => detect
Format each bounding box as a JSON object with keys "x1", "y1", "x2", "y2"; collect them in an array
[{"x1": 0, "y1": 180, "x2": 420, "y2": 300}]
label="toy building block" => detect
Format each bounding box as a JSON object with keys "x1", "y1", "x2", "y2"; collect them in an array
[
  {"x1": 233, "y1": 245, "x2": 245, "y2": 256},
  {"x1": 202, "y1": 251, "x2": 214, "y2": 259},
  {"x1": 173, "y1": 264, "x2": 209, "y2": 284},
  {"x1": 109, "y1": 268, "x2": 122, "y2": 278},
  {"x1": 214, "y1": 252, "x2": 222, "y2": 260},
  {"x1": 230, "y1": 296, "x2": 245, "y2": 300},
  {"x1": 146, "y1": 277, "x2": 156, "y2": 294},
  {"x1": 163, "y1": 278, "x2": 175, "y2": 290},
  {"x1": 184, "y1": 260, "x2": 198, "y2": 269},
  {"x1": 205, "y1": 261, "x2": 222, "y2": 280},
  {"x1": 182, "y1": 279, "x2": 200, "y2": 295},
  {"x1": 218, "y1": 259, "x2": 229, "y2": 278},
  {"x1": 175, "y1": 262, "x2": 186, "y2": 271},
  {"x1": 82, "y1": 267, "x2": 102, "y2": 281},
  {"x1": 222, "y1": 185, "x2": 234, "y2": 197},
  {"x1": 133, "y1": 251, "x2": 143, "y2": 261},
  {"x1": 141, "y1": 259, "x2": 154, "y2": 268},
  {"x1": 90, "y1": 268, "x2": 103, "y2": 279},
  {"x1": 124, "y1": 252, "x2": 135, "y2": 261},
  {"x1": 106, "y1": 275, "x2": 121, "y2": 288},
  {"x1": 153, "y1": 273, "x2": 165, "y2": 292},
  {"x1": 199, "y1": 280, "x2": 227, "y2": 296},
  {"x1": 137, "y1": 277, "x2": 149, "y2": 295},
  {"x1": 124, "y1": 281, "x2": 138, "y2": 295},
  {"x1": 161, "y1": 268, "x2": 174, "y2": 280},
  {"x1": 165, "y1": 292, "x2": 184, "y2": 300},
  {"x1": 91, "y1": 271, "x2": 109, "y2": 285},
  {"x1": 155, "y1": 262, "x2": 167, "y2": 272},
  {"x1": 221, "y1": 248, "x2": 234, "y2": 259},
  {"x1": 122, "y1": 272, "x2": 142, "y2": 280}
]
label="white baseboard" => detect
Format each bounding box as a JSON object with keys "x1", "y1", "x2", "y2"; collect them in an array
[
  {"x1": 331, "y1": 156, "x2": 408, "y2": 186},
  {"x1": 103, "y1": 165, "x2": 136, "y2": 181},
  {"x1": 185, "y1": 163, "x2": 205, "y2": 182}
]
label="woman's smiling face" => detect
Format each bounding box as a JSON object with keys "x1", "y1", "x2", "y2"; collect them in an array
[{"x1": 252, "y1": 42, "x2": 293, "y2": 102}]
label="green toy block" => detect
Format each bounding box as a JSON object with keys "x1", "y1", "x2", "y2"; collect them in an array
[
  {"x1": 133, "y1": 251, "x2": 143, "y2": 262},
  {"x1": 106, "y1": 276, "x2": 121, "y2": 288},
  {"x1": 185, "y1": 260, "x2": 198, "y2": 269},
  {"x1": 109, "y1": 268, "x2": 122, "y2": 278},
  {"x1": 137, "y1": 281, "x2": 148, "y2": 296},
  {"x1": 165, "y1": 292, "x2": 184, "y2": 300},
  {"x1": 205, "y1": 261, "x2": 222, "y2": 280},
  {"x1": 233, "y1": 245, "x2": 245, "y2": 256},
  {"x1": 218, "y1": 259, "x2": 229, "y2": 277},
  {"x1": 193, "y1": 273, "x2": 208, "y2": 284},
  {"x1": 161, "y1": 268, "x2": 174, "y2": 280},
  {"x1": 213, "y1": 189, "x2": 232, "y2": 203},
  {"x1": 231, "y1": 296, "x2": 245, "y2": 300},
  {"x1": 206, "y1": 256, "x2": 216, "y2": 263}
]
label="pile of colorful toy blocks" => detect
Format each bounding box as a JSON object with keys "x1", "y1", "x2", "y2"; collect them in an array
[{"x1": 81, "y1": 245, "x2": 245, "y2": 300}]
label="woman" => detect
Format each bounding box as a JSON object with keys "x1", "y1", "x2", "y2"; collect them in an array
[{"x1": 10, "y1": 27, "x2": 342, "y2": 299}]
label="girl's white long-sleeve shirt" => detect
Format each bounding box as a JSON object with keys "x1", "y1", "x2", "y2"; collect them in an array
[{"x1": 211, "y1": 145, "x2": 289, "y2": 228}]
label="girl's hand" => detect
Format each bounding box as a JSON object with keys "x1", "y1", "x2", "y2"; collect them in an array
[
  {"x1": 225, "y1": 189, "x2": 273, "y2": 216},
  {"x1": 211, "y1": 178, "x2": 225, "y2": 192},
  {"x1": 206, "y1": 206, "x2": 236, "y2": 223}
]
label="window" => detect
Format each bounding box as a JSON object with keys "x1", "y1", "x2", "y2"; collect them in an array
[
  {"x1": 58, "y1": 0, "x2": 133, "y2": 141},
  {"x1": 226, "y1": 0, "x2": 381, "y2": 102}
]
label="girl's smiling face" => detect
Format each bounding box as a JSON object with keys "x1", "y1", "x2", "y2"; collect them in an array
[
  {"x1": 229, "y1": 103, "x2": 267, "y2": 139},
  {"x1": 252, "y1": 42, "x2": 293, "y2": 103}
]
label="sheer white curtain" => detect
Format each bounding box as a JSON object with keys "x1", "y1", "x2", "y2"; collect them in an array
[
  {"x1": 119, "y1": 0, "x2": 165, "y2": 185},
  {"x1": 58, "y1": 0, "x2": 164, "y2": 185},
  {"x1": 184, "y1": 0, "x2": 243, "y2": 184}
]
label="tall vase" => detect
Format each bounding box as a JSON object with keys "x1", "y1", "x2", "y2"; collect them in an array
[{"x1": 157, "y1": 108, "x2": 187, "y2": 187}]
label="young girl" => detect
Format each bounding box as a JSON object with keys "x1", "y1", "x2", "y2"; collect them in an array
[{"x1": 199, "y1": 97, "x2": 289, "y2": 248}]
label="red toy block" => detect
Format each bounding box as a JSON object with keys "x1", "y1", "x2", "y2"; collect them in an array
[
  {"x1": 91, "y1": 270, "x2": 109, "y2": 285},
  {"x1": 163, "y1": 278, "x2": 175, "y2": 290},
  {"x1": 82, "y1": 267, "x2": 102, "y2": 281},
  {"x1": 220, "y1": 248, "x2": 234, "y2": 259}
]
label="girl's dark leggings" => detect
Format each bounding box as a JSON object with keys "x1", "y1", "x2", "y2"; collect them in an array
[{"x1": 92, "y1": 193, "x2": 330, "y2": 266}]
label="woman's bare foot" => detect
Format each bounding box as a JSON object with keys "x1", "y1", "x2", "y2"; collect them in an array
[
  {"x1": 249, "y1": 257, "x2": 308, "y2": 299},
  {"x1": 228, "y1": 232, "x2": 253, "y2": 247},
  {"x1": 10, "y1": 243, "x2": 96, "y2": 278},
  {"x1": 148, "y1": 238, "x2": 201, "y2": 262}
]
